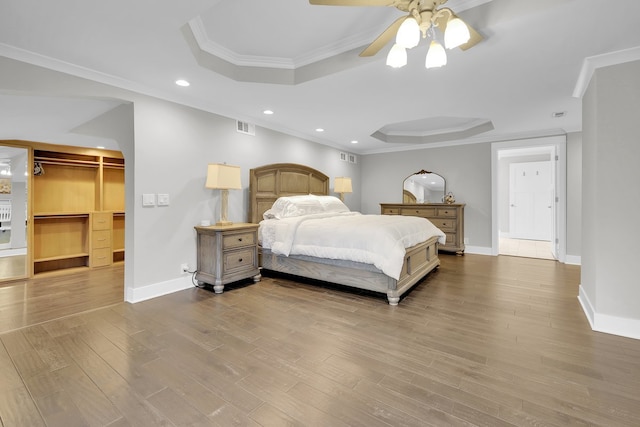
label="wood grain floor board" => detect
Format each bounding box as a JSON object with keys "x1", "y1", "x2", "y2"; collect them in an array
[{"x1": 2, "y1": 254, "x2": 640, "y2": 425}]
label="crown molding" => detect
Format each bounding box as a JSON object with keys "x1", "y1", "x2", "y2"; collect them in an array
[
  {"x1": 573, "y1": 45, "x2": 640, "y2": 98},
  {"x1": 188, "y1": 16, "x2": 383, "y2": 70}
]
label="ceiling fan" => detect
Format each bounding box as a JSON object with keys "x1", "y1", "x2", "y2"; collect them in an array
[{"x1": 309, "y1": 0, "x2": 483, "y2": 68}]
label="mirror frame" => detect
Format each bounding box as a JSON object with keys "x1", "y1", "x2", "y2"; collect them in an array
[{"x1": 403, "y1": 169, "x2": 446, "y2": 204}]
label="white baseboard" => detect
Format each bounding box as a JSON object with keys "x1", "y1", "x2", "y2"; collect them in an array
[
  {"x1": 578, "y1": 285, "x2": 640, "y2": 340},
  {"x1": 126, "y1": 276, "x2": 194, "y2": 303},
  {"x1": 464, "y1": 245, "x2": 493, "y2": 256},
  {"x1": 564, "y1": 254, "x2": 581, "y2": 265}
]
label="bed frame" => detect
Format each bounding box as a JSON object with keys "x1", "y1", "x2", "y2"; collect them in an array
[{"x1": 249, "y1": 163, "x2": 440, "y2": 305}]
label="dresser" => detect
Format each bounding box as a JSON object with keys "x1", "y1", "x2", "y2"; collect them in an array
[
  {"x1": 380, "y1": 203, "x2": 465, "y2": 255},
  {"x1": 194, "y1": 223, "x2": 261, "y2": 293}
]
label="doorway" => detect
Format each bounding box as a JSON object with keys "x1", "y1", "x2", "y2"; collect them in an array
[
  {"x1": 491, "y1": 136, "x2": 566, "y2": 262},
  {"x1": 0, "y1": 145, "x2": 28, "y2": 281}
]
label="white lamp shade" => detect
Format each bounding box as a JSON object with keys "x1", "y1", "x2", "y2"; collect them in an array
[
  {"x1": 205, "y1": 163, "x2": 242, "y2": 189},
  {"x1": 334, "y1": 177, "x2": 352, "y2": 193},
  {"x1": 386, "y1": 43, "x2": 407, "y2": 68},
  {"x1": 395, "y1": 17, "x2": 420, "y2": 49},
  {"x1": 425, "y1": 40, "x2": 447, "y2": 68},
  {"x1": 444, "y1": 17, "x2": 470, "y2": 49}
]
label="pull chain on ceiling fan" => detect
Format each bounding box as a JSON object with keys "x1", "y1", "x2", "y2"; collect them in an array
[{"x1": 309, "y1": 0, "x2": 483, "y2": 69}]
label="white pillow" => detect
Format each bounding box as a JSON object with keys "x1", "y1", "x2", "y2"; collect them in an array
[
  {"x1": 315, "y1": 196, "x2": 350, "y2": 213},
  {"x1": 263, "y1": 195, "x2": 349, "y2": 219}
]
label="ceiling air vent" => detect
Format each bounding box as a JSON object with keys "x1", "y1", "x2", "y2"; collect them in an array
[{"x1": 236, "y1": 120, "x2": 255, "y2": 136}]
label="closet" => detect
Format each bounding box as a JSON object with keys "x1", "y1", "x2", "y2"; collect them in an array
[{"x1": 2, "y1": 140, "x2": 125, "y2": 277}]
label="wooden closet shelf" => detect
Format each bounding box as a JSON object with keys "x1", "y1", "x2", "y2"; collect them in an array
[
  {"x1": 34, "y1": 158, "x2": 100, "y2": 168},
  {"x1": 34, "y1": 213, "x2": 91, "y2": 219},
  {"x1": 35, "y1": 253, "x2": 90, "y2": 263}
]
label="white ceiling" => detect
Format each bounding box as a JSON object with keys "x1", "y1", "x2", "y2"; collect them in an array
[{"x1": 1, "y1": 0, "x2": 640, "y2": 154}]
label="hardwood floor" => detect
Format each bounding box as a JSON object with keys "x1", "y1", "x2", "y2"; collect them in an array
[
  {"x1": 1, "y1": 255, "x2": 640, "y2": 426},
  {"x1": 0, "y1": 264, "x2": 124, "y2": 335}
]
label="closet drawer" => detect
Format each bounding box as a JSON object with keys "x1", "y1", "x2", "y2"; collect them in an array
[
  {"x1": 92, "y1": 212, "x2": 111, "y2": 230},
  {"x1": 92, "y1": 230, "x2": 111, "y2": 249},
  {"x1": 92, "y1": 247, "x2": 111, "y2": 267}
]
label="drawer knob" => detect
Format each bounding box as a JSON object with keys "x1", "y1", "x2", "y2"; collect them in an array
[
  {"x1": 238, "y1": 238, "x2": 243, "y2": 242},
  {"x1": 239, "y1": 258, "x2": 243, "y2": 262}
]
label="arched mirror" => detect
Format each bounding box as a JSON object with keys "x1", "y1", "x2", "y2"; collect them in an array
[{"x1": 403, "y1": 170, "x2": 445, "y2": 203}]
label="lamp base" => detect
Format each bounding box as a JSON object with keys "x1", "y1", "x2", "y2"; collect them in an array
[{"x1": 215, "y1": 220, "x2": 234, "y2": 226}]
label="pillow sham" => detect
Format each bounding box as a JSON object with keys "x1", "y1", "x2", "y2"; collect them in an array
[{"x1": 263, "y1": 195, "x2": 349, "y2": 219}]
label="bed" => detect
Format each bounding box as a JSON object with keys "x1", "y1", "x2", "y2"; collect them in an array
[{"x1": 249, "y1": 163, "x2": 444, "y2": 305}]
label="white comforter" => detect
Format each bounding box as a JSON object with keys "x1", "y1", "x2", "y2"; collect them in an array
[{"x1": 259, "y1": 212, "x2": 446, "y2": 280}]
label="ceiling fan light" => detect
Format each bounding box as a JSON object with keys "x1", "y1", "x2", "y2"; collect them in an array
[
  {"x1": 386, "y1": 43, "x2": 407, "y2": 68},
  {"x1": 425, "y1": 40, "x2": 447, "y2": 68},
  {"x1": 396, "y1": 17, "x2": 420, "y2": 49},
  {"x1": 444, "y1": 17, "x2": 471, "y2": 49}
]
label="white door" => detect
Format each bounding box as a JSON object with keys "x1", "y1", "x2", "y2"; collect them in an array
[{"x1": 509, "y1": 161, "x2": 552, "y2": 241}]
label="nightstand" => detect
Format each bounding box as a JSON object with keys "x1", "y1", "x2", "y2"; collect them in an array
[{"x1": 194, "y1": 223, "x2": 261, "y2": 293}]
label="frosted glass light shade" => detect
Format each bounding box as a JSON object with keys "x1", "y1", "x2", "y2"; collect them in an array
[
  {"x1": 396, "y1": 17, "x2": 420, "y2": 49},
  {"x1": 444, "y1": 17, "x2": 470, "y2": 49},
  {"x1": 205, "y1": 163, "x2": 242, "y2": 189},
  {"x1": 425, "y1": 40, "x2": 447, "y2": 68},
  {"x1": 386, "y1": 44, "x2": 407, "y2": 68}
]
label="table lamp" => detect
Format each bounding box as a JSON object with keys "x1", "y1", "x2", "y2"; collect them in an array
[
  {"x1": 206, "y1": 163, "x2": 242, "y2": 226},
  {"x1": 334, "y1": 177, "x2": 352, "y2": 202}
]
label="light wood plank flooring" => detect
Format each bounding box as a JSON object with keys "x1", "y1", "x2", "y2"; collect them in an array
[
  {"x1": 499, "y1": 238, "x2": 555, "y2": 260},
  {"x1": 0, "y1": 265, "x2": 124, "y2": 335},
  {"x1": 2, "y1": 255, "x2": 640, "y2": 426}
]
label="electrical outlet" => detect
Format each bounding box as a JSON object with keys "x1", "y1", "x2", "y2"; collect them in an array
[{"x1": 181, "y1": 263, "x2": 189, "y2": 273}]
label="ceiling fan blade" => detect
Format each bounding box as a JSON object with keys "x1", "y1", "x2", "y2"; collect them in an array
[
  {"x1": 359, "y1": 16, "x2": 407, "y2": 57},
  {"x1": 434, "y1": 12, "x2": 483, "y2": 50},
  {"x1": 458, "y1": 23, "x2": 482, "y2": 50},
  {"x1": 309, "y1": 0, "x2": 396, "y2": 6}
]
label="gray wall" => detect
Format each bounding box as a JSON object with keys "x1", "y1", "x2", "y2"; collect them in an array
[
  {"x1": 581, "y1": 59, "x2": 640, "y2": 334},
  {"x1": 361, "y1": 143, "x2": 492, "y2": 249},
  {"x1": 0, "y1": 56, "x2": 359, "y2": 299},
  {"x1": 566, "y1": 132, "x2": 582, "y2": 257}
]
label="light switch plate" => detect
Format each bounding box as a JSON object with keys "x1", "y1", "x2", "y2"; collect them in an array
[
  {"x1": 157, "y1": 193, "x2": 170, "y2": 206},
  {"x1": 142, "y1": 193, "x2": 156, "y2": 206}
]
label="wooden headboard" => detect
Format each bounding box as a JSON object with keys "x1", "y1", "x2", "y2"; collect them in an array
[{"x1": 249, "y1": 163, "x2": 329, "y2": 223}]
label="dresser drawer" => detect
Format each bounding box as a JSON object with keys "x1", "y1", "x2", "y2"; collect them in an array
[
  {"x1": 92, "y1": 230, "x2": 111, "y2": 249},
  {"x1": 223, "y1": 248, "x2": 256, "y2": 272},
  {"x1": 92, "y1": 247, "x2": 111, "y2": 267},
  {"x1": 444, "y1": 233, "x2": 457, "y2": 246},
  {"x1": 92, "y1": 212, "x2": 111, "y2": 230},
  {"x1": 223, "y1": 231, "x2": 256, "y2": 249},
  {"x1": 382, "y1": 207, "x2": 399, "y2": 215},
  {"x1": 400, "y1": 207, "x2": 436, "y2": 217},
  {"x1": 436, "y1": 207, "x2": 458, "y2": 217},
  {"x1": 431, "y1": 218, "x2": 456, "y2": 232}
]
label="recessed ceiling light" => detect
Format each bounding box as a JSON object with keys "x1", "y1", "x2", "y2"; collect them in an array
[
  {"x1": 350, "y1": 140, "x2": 358, "y2": 144},
  {"x1": 175, "y1": 79, "x2": 190, "y2": 87},
  {"x1": 96, "y1": 146, "x2": 105, "y2": 149},
  {"x1": 263, "y1": 110, "x2": 274, "y2": 115},
  {"x1": 315, "y1": 128, "x2": 324, "y2": 132}
]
